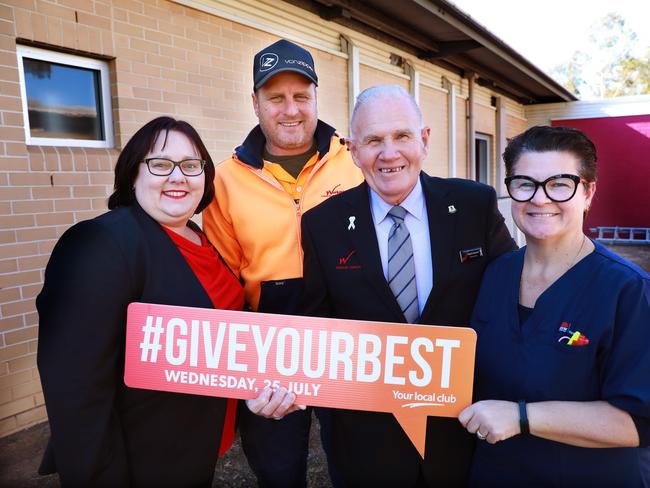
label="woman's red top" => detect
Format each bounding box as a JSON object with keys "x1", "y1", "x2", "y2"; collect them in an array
[{"x1": 164, "y1": 226, "x2": 244, "y2": 456}]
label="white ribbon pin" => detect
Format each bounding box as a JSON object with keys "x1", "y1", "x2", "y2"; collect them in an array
[
  {"x1": 448, "y1": 205, "x2": 457, "y2": 214},
  {"x1": 348, "y1": 216, "x2": 356, "y2": 230}
]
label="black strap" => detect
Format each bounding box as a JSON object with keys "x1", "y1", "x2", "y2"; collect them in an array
[{"x1": 519, "y1": 400, "x2": 530, "y2": 435}]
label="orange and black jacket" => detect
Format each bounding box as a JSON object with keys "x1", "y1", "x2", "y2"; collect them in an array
[{"x1": 203, "y1": 120, "x2": 363, "y2": 313}]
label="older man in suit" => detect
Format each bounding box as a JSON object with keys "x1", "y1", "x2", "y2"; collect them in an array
[{"x1": 300, "y1": 85, "x2": 516, "y2": 486}]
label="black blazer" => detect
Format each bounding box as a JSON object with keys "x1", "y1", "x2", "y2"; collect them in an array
[
  {"x1": 37, "y1": 204, "x2": 231, "y2": 487},
  {"x1": 300, "y1": 174, "x2": 516, "y2": 487}
]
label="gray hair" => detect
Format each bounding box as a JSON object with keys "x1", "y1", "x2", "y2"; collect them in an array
[{"x1": 349, "y1": 85, "x2": 423, "y2": 140}]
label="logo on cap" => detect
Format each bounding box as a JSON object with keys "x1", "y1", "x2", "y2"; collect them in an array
[{"x1": 259, "y1": 53, "x2": 278, "y2": 72}]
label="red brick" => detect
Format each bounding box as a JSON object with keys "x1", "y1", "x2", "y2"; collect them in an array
[
  {"x1": 2, "y1": 111, "x2": 24, "y2": 127},
  {"x1": 20, "y1": 283, "x2": 42, "y2": 300},
  {"x1": 16, "y1": 404, "x2": 46, "y2": 427},
  {"x1": 34, "y1": 392, "x2": 44, "y2": 407},
  {"x1": 132, "y1": 86, "x2": 162, "y2": 100},
  {"x1": 0, "y1": 387, "x2": 11, "y2": 405},
  {"x1": 113, "y1": 20, "x2": 144, "y2": 38},
  {"x1": 146, "y1": 53, "x2": 174, "y2": 69},
  {"x1": 8, "y1": 354, "x2": 36, "y2": 373},
  {"x1": 4, "y1": 326, "x2": 38, "y2": 345},
  {"x1": 0, "y1": 394, "x2": 35, "y2": 418},
  {"x1": 52, "y1": 173, "x2": 89, "y2": 186},
  {"x1": 0, "y1": 416, "x2": 18, "y2": 437},
  {"x1": 0, "y1": 125, "x2": 24, "y2": 142},
  {"x1": 0, "y1": 316, "x2": 24, "y2": 333},
  {"x1": 0, "y1": 287, "x2": 20, "y2": 303},
  {"x1": 8, "y1": 172, "x2": 52, "y2": 186},
  {"x1": 11, "y1": 200, "x2": 53, "y2": 214},
  {"x1": 16, "y1": 404, "x2": 47, "y2": 427},
  {"x1": 16, "y1": 226, "x2": 59, "y2": 242},
  {"x1": 112, "y1": 0, "x2": 144, "y2": 12},
  {"x1": 128, "y1": 11, "x2": 157, "y2": 30},
  {"x1": 0, "y1": 242, "x2": 38, "y2": 259},
  {"x1": 76, "y1": 11, "x2": 111, "y2": 30},
  {"x1": 34, "y1": 212, "x2": 74, "y2": 226},
  {"x1": 0, "y1": 5, "x2": 13, "y2": 21},
  {"x1": 36, "y1": 1, "x2": 76, "y2": 21},
  {"x1": 74, "y1": 210, "x2": 103, "y2": 221},
  {"x1": 37, "y1": 240, "x2": 57, "y2": 255},
  {"x1": 54, "y1": 199, "x2": 91, "y2": 212},
  {"x1": 0, "y1": 258, "x2": 17, "y2": 273},
  {"x1": 18, "y1": 255, "x2": 49, "y2": 271},
  {"x1": 0, "y1": 214, "x2": 35, "y2": 229},
  {"x1": 89, "y1": 173, "x2": 114, "y2": 185},
  {"x1": 11, "y1": 377, "x2": 40, "y2": 398},
  {"x1": 31, "y1": 187, "x2": 71, "y2": 199},
  {"x1": 1, "y1": 298, "x2": 35, "y2": 317},
  {"x1": 24, "y1": 312, "x2": 39, "y2": 327},
  {"x1": 0, "y1": 65, "x2": 18, "y2": 82},
  {"x1": 46, "y1": 16, "x2": 63, "y2": 46},
  {"x1": 0, "y1": 230, "x2": 16, "y2": 244},
  {"x1": 0, "y1": 270, "x2": 41, "y2": 288},
  {"x1": 144, "y1": 29, "x2": 172, "y2": 46},
  {"x1": 0, "y1": 369, "x2": 31, "y2": 388},
  {"x1": 130, "y1": 37, "x2": 159, "y2": 54},
  {"x1": 0, "y1": 342, "x2": 29, "y2": 363}
]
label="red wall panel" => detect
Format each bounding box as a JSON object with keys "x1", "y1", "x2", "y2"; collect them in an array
[{"x1": 551, "y1": 115, "x2": 650, "y2": 230}]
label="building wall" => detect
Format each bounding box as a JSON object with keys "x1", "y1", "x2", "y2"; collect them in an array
[
  {"x1": 551, "y1": 115, "x2": 650, "y2": 230},
  {"x1": 419, "y1": 85, "x2": 447, "y2": 177},
  {"x1": 0, "y1": 0, "x2": 526, "y2": 437}
]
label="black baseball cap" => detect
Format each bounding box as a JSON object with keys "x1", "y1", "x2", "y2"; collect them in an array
[{"x1": 253, "y1": 39, "x2": 318, "y2": 90}]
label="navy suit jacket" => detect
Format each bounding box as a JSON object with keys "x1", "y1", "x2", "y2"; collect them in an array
[
  {"x1": 300, "y1": 173, "x2": 516, "y2": 487},
  {"x1": 37, "y1": 203, "x2": 230, "y2": 487}
]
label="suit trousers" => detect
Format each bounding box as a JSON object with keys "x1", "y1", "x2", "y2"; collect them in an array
[{"x1": 238, "y1": 403, "x2": 312, "y2": 488}]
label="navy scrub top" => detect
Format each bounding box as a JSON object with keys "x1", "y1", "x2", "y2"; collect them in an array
[{"x1": 469, "y1": 241, "x2": 650, "y2": 487}]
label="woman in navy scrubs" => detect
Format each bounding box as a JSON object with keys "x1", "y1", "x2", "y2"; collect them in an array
[{"x1": 458, "y1": 126, "x2": 650, "y2": 486}]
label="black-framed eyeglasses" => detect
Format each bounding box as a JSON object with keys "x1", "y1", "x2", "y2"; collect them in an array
[
  {"x1": 504, "y1": 174, "x2": 585, "y2": 202},
  {"x1": 143, "y1": 158, "x2": 206, "y2": 177}
]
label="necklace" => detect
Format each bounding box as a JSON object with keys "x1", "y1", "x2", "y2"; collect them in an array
[{"x1": 519, "y1": 234, "x2": 587, "y2": 306}]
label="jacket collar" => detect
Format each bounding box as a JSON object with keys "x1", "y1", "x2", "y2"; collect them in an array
[
  {"x1": 234, "y1": 119, "x2": 338, "y2": 169},
  {"x1": 339, "y1": 173, "x2": 455, "y2": 322}
]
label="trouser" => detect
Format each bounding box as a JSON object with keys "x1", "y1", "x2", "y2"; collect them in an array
[{"x1": 238, "y1": 403, "x2": 312, "y2": 488}]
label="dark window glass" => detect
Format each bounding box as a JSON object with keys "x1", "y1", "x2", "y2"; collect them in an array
[{"x1": 22, "y1": 58, "x2": 104, "y2": 141}]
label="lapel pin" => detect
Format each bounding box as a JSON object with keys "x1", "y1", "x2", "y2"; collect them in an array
[
  {"x1": 448, "y1": 205, "x2": 456, "y2": 214},
  {"x1": 348, "y1": 216, "x2": 356, "y2": 230}
]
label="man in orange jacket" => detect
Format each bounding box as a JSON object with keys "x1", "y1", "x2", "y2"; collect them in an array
[{"x1": 202, "y1": 38, "x2": 362, "y2": 488}]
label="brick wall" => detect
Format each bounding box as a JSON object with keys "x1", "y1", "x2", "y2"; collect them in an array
[
  {"x1": 0, "y1": 0, "x2": 528, "y2": 438},
  {"x1": 0, "y1": 0, "x2": 355, "y2": 438}
]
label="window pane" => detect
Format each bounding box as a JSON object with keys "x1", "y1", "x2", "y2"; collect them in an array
[{"x1": 22, "y1": 58, "x2": 104, "y2": 141}]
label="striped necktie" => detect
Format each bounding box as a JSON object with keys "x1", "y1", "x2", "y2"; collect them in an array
[{"x1": 387, "y1": 205, "x2": 419, "y2": 323}]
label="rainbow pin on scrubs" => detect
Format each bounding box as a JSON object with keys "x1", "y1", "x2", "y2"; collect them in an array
[{"x1": 558, "y1": 321, "x2": 590, "y2": 346}]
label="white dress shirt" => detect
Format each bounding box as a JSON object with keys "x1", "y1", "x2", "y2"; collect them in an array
[{"x1": 369, "y1": 180, "x2": 433, "y2": 315}]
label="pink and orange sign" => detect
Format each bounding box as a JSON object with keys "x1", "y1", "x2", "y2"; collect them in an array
[{"x1": 124, "y1": 302, "x2": 476, "y2": 457}]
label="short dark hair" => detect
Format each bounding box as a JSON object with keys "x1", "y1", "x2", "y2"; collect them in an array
[
  {"x1": 108, "y1": 116, "x2": 215, "y2": 213},
  {"x1": 503, "y1": 125, "x2": 597, "y2": 183}
]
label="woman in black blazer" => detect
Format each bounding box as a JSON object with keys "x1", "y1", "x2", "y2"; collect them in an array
[{"x1": 37, "y1": 117, "x2": 244, "y2": 486}]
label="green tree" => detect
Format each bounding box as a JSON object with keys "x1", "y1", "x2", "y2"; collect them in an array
[{"x1": 551, "y1": 13, "x2": 650, "y2": 98}]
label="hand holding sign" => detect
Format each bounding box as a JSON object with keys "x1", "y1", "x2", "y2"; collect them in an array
[{"x1": 125, "y1": 302, "x2": 476, "y2": 457}]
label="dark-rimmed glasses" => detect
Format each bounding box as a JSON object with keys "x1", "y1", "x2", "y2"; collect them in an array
[
  {"x1": 504, "y1": 174, "x2": 585, "y2": 202},
  {"x1": 143, "y1": 158, "x2": 206, "y2": 177}
]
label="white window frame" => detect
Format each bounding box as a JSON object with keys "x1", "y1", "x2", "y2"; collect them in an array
[{"x1": 16, "y1": 45, "x2": 114, "y2": 148}]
